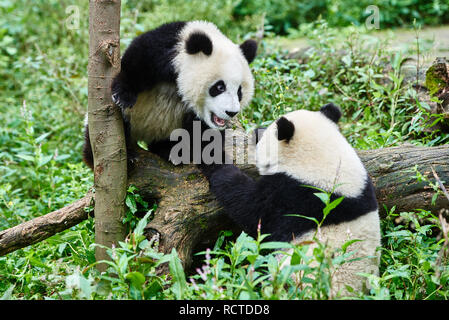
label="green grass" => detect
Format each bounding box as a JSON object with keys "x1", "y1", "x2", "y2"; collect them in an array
[{"x1": 1, "y1": 1, "x2": 448, "y2": 300}]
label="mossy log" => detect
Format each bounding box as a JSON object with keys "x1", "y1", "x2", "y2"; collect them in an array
[
  {"x1": 419, "y1": 57, "x2": 449, "y2": 132},
  {"x1": 1, "y1": 140, "x2": 448, "y2": 271}
]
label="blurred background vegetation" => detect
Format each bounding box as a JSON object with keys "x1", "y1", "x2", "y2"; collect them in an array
[
  {"x1": 0, "y1": 0, "x2": 448, "y2": 299},
  {"x1": 127, "y1": 0, "x2": 449, "y2": 35}
]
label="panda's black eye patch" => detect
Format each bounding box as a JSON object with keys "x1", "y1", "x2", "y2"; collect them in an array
[
  {"x1": 209, "y1": 80, "x2": 226, "y2": 97},
  {"x1": 237, "y1": 85, "x2": 242, "y2": 101}
]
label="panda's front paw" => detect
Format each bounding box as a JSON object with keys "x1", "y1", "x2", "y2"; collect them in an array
[
  {"x1": 111, "y1": 73, "x2": 137, "y2": 109},
  {"x1": 111, "y1": 90, "x2": 137, "y2": 110},
  {"x1": 199, "y1": 163, "x2": 224, "y2": 179}
]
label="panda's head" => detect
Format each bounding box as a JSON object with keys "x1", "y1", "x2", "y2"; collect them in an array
[
  {"x1": 256, "y1": 103, "x2": 368, "y2": 197},
  {"x1": 173, "y1": 21, "x2": 257, "y2": 129}
]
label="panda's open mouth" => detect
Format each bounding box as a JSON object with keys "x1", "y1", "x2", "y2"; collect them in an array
[{"x1": 211, "y1": 113, "x2": 226, "y2": 127}]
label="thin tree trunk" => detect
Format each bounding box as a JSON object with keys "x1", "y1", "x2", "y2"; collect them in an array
[{"x1": 88, "y1": 0, "x2": 127, "y2": 271}]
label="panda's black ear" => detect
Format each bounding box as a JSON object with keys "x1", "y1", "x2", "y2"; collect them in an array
[
  {"x1": 276, "y1": 117, "x2": 295, "y2": 142},
  {"x1": 240, "y1": 39, "x2": 257, "y2": 64},
  {"x1": 320, "y1": 103, "x2": 342, "y2": 124},
  {"x1": 186, "y1": 31, "x2": 213, "y2": 56}
]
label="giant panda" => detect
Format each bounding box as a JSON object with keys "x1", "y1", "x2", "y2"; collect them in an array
[
  {"x1": 200, "y1": 103, "x2": 381, "y2": 296},
  {"x1": 83, "y1": 20, "x2": 257, "y2": 169}
]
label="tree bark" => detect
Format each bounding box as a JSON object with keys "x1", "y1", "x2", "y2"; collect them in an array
[
  {"x1": 88, "y1": 0, "x2": 127, "y2": 271},
  {"x1": 358, "y1": 144, "x2": 449, "y2": 212}
]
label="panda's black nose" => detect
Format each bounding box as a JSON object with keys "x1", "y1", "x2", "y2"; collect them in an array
[{"x1": 225, "y1": 111, "x2": 238, "y2": 118}]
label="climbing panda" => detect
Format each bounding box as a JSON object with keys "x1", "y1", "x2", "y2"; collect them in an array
[
  {"x1": 200, "y1": 103, "x2": 381, "y2": 296},
  {"x1": 83, "y1": 20, "x2": 257, "y2": 169}
]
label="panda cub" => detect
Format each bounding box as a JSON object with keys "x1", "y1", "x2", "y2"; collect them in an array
[
  {"x1": 202, "y1": 103, "x2": 381, "y2": 295},
  {"x1": 83, "y1": 21, "x2": 257, "y2": 169}
]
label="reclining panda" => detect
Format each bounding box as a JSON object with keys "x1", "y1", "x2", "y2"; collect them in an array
[
  {"x1": 200, "y1": 103, "x2": 381, "y2": 296},
  {"x1": 83, "y1": 20, "x2": 257, "y2": 168}
]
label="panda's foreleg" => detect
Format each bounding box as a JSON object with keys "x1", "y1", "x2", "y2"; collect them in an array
[
  {"x1": 207, "y1": 164, "x2": 262, "y2": 237},
  {"x1": 122, "y1": 116, "x2": 140, "y2": 170},
  {"x1": 111, "y1": 21, "x2": 185, "y2": 110},
  {"x1": 82, "y1": 123, "x2": 94, "y2": 170},
  {"x1": 148, "y1": 139, "x2": 178, "y2": 162},
  {"x1": 111, "y1": 73, "x2": 138, "y2": 110}
]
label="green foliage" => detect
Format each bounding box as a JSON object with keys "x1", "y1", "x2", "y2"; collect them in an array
[
  {"x1": 182, "y1": 231, "x2": 336, "y2": 300},
  {"x1": 59, "y1": 211, "x2": 169, "y2": 300},
  {"x1": 123, "y1": 184, "x2": 156, "y2": 234},
  {"x1": 57, "y1": 200, "x2": 449, "y2": 300},
  {"x1": 233, "y1": 0, "x2": 449, "y2": 34},
  {"x1": 122, "y1": 0, "x2": 262, "y2": 42},
  {"x1": 376, "y1": 207, "x2": 449, "y2": 299},
  {"x1": 0, "y1": 0, "x2": 91, "y2": 230},
  {"x1": 0, "y1": 217, "x2": 96, "y2": 299},
  {"x1": 233, "y1": 0, "x2": 327, "y2": 34},
  {"x1": 241, "y1": 21, "x2": 449, "y2": 148}
]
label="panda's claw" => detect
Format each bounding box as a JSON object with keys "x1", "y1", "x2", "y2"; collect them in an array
[
  {"x1": 111, "y1": 91, "x2": 136, "y2": 110},
  {"x1": 111, "y1": 93, "x2": 125, "y2": 109},
  {"x1": 126, "y1": 150, "x2": 139, "y2": 171},
  {"x1": 129, "y1": 155, "x2": 137, "y2": 164},
  {"x1": 111, "y1": 93, "x2": 119, "y2": 104}
]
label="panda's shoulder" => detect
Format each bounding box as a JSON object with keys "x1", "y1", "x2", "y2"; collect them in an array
[{"x1": 127, "y1": 21, "x2": 188, "y2": 50}]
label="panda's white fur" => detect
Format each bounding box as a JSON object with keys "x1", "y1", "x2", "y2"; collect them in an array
[
  {"x1": 256, "y1": 109, "x2": 367, "y2": 198},
  {"x1": 258, "y1": 108, "x2": 380, "y2": 296},
  {"x1": 83, "y1": 20, "x2": 257, "y2": 169},
  {"x1": 126, "y1": 21, "x2": 255, "y2": 146},
  {"x1": 173, "y1": 21, "x2": 254, "y2": 126},
  {"x1": 124, "y1": 83, "x2": 190, "y2": 149},
  {"x1": 288, "y1": 210, "x2": 380, "y2": 295},
  {"x1": 205, "y1": 104, "x2": 381, "y2": 297}
]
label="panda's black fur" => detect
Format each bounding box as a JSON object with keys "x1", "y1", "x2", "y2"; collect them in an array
[
  {"x1": 204, "y1": 165, "x2": 378, "y2": 242},
  {"x1": 110, "y1": 21, "x2": 188, "y2": 109},
  {"x1": 83, "y1": 21, "x2": 257, "y2": 169}
]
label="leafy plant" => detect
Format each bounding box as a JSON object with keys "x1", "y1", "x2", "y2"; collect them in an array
[
  {"x1": 123, "y1": 185, "x2": 156, "y2": 234},
  {"x1": 376, "y1": 207, "x2": 449, "y2": 299}
]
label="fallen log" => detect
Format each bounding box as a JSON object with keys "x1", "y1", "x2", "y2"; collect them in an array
[
  {"x1": 358, "y1": 144, "x2": 449, "y2": 212},
  {"x1": 0, "y1": 191, "x2": 94, "y2": 256},
  {"x1": 1, "y1": 142, "x2": 448, "y2": 272}
]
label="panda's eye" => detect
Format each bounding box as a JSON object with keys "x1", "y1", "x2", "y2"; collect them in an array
[
  {"x1": 237, "y1": 85, "x2": 242, "y2": 101},
  {"x1": 209, "y1": 80, "x2": 226, "y2": 97}
]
